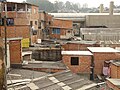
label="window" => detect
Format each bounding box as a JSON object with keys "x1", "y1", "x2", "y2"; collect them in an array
[
  {"x1": 67, "y1": 30, "x2": 71, "y2": 33},
  {"x1": 71, "y1": 57, "x2": 79, "y2": 65},
  {"x1": 30, "y1": 21, "x2": 33, "y2": 27},
  {"x1": 52, "y1": 28, "x2": 60, "y2": 34},
  {"x1": 0, "y1": 18, "x2": 4, "y2": 26},
  {"x1": 32, "y1": 30, "x2": 37, "y2": 35},
  {"x1": 35, "y1": 21, "x2": 37, "y2": 25},
  {"x1": 34, "y1": 9, "x2": 36, "y2": 14},
  {"x1": 7, "y1": 18, "x2": 14, "y2": 26}
]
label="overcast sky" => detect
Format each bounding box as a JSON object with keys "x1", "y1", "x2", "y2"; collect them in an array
[{"x1": 7, "y1": 0, "x2": 120, "y2": 7}]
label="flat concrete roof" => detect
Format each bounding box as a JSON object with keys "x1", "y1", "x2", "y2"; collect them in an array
[
  {"x1": 107, "y1": 78, "x2": 120, "y2": 88},
  {"x1": 62, "y1": 51, "x2": 93, "y2": 55},
  {"x1": 22, "y1": 61, "x2": 66, "y2": 69},
  {"x1": 88, "y1": 47, "x2": 120, "y2": 53},
  {"x1": 22, "y1": 51, "x2": 32, "y2": 56},
  {"x1": 67, "y1": 40, "x2": 97, "y2": 45},
  {"x1": 112, "y1": 61, "x2": 120, "y2": 66}
]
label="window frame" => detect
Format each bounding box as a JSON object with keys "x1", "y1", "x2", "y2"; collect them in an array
[
  {"x1": 71, "y1": 57, "x2": 79, "y2": 65},
  {"x1": 52, "y1": 28, "x2": 60, "y2": 34}
]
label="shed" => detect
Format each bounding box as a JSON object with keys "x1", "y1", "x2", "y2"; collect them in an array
[
  {"x1": 110, "y1": 60, "x2": 120, "y2": 79},
  {"x1": 62, "y1": 51, "x2": 93, "y2": 73},
  {"x1": 88, "y1": 47, "x2": 120, "y2": 75}
]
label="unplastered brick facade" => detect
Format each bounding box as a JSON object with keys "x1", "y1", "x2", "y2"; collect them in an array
[
  {"x1": 49, "y1": 19, "x2": 73, "y2": 39},
  {"x1": 62, "y1": 51, "x2": 93, "y2": 73},
  {"x1": 9, "y1": 39, "x2": 22, "y2": 64},
  {"x1": 62, "y1": 55, "x2": 92, "y2": 73},
  {"x1": 93, "y1": 52, "x2": 120, "y2": 75},
  {"x1": 38, "y1": 12, "x2": 53, "y2": 39},
  {"x1": 0, "y1": 2, "x2": 39, "y2": 41},
  {"x1": 0, "y1": 26, "x2": 30, "y2": 38},
  {"x1": 87, "y1": 47, "x2": 120, "y2": 76},
  {"x1": 62, "y1": 42, "x2": 99, "y2": 51},
  {"x1": 110, "y1": 62, "x2": 120, "y2": 79}
]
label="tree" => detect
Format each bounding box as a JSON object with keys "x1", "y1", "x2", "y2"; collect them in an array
[{"x1": 26, "y1": 0, "x2": 54, "y2": 12}]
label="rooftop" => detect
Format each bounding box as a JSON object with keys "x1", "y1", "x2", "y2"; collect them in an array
[
  {"x1": 49, "y1": 13, "x2": 120, "y2": 18},
  {"x1": 107, "y1": 78, "x2": 120, "y2": 88},
  {"x1": 10, "y1": 70, "x2": 96, "y2": 90},
  {"x1": 22, "y1": 61, "x2": 66, "y2": 70},
  {"x1": 62, "y1": 51, "x2": 93, "y2": 55},
  {"x1": 88, "y1": 47, "x2": 120, "y2": 53},
  {"x1": 67, "y1": 40, "x2": 97, "y2": 45},
  {"x1": 111, "y1": 60, "x2": 120, "y2": 66}
]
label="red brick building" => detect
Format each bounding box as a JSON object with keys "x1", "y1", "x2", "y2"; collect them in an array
[
  {"x1": 62, "y1": 41, "x2": 99, "y2": 51},
  {"x1": 0, "y1": 2, "x2": 39, "y2": 44},
  {"x1": 62, "y1": 51, "x2": 93, "y2": 73},
  {"x1": 49, "y1": 19, "x2": 73, "y2": 39},
  {"x1": 38, "y1": 11, "x2": 53, "y2": 40},
  {"x1": 88, "y1": 47, "x2": 120, "y2": 75},
  {"x1": 110, "y1": 61, "x2": 120, "y2": 79}
]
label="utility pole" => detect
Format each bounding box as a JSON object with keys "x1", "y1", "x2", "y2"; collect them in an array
[{"x1": 1, "y1": 0, "x2": 7, "y2": 89}]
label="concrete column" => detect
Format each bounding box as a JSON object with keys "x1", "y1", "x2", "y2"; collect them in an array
[
  {"x1": 99, "y1": 4, "x2": 104, "y2": 13},
  {"x1": 109, "y1": 1, "x2": 114, "y2": 15},
  {"x1": 15, "y1": 4, "x2": 17, "y2": 18}
]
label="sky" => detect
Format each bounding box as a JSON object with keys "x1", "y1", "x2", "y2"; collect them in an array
[{"x1": 7, "y1": 0, "x2": 120, "y2": 8}]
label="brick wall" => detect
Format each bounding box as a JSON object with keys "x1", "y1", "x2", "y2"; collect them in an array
[
  {"x1": 110, "y1": 63, "x2": 120, "y2": 78},
  {"x1": 0, "y1": 26, "x2": 30, "y2": 38},
  {"x1": 93, "y1": 52, "x2": 120, "y2": 75},
  {"x1": 50, "y1": 28, "x2": 66, "y2": 39},
  {"x1": 52, "y1": 19, "x2": 73, "y2": 28},
  {"x1": 62, "y1": 55, "x2": 91, "y2": 73},
  {"x1": 9, "y1": 40, "x2": 22, "y2": 64},
  {"x1": 62, "y1": 43, "x2": 100, "y2": 51},
  {"x1": 49, "y1": 19, "x2": 73, "y2": 39}
]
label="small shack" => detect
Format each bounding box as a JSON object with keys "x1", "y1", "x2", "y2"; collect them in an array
[
  {"x1": 62, "y1": 51, "x2": 93, "y2": 73},
  {"x1": 88, "y1": 47, "x2": 120, "y2": 75}
]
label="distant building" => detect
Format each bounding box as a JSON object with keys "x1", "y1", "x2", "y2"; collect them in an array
[
  {"x1": 50, "y1": 2, "x2": 120, "y2": 36},
  {"x1": 49, "y1": 19, "x2": 73, "y2": 39}
]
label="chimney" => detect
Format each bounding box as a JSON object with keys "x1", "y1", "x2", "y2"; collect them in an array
[
  {"x1": 99, "y1": 4, "x2": 104, "y2": 13},
  {"x1": 109, "y1": 1, "x2": 114, "y2": 15}
]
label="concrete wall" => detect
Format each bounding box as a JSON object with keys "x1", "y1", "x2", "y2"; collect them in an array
[
  {"x1": 86, "y1": 15, "x2": 120, "y2": 28},
  {"x1": 62, "y1": 55, "x2": 91, "y2": 73}
]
